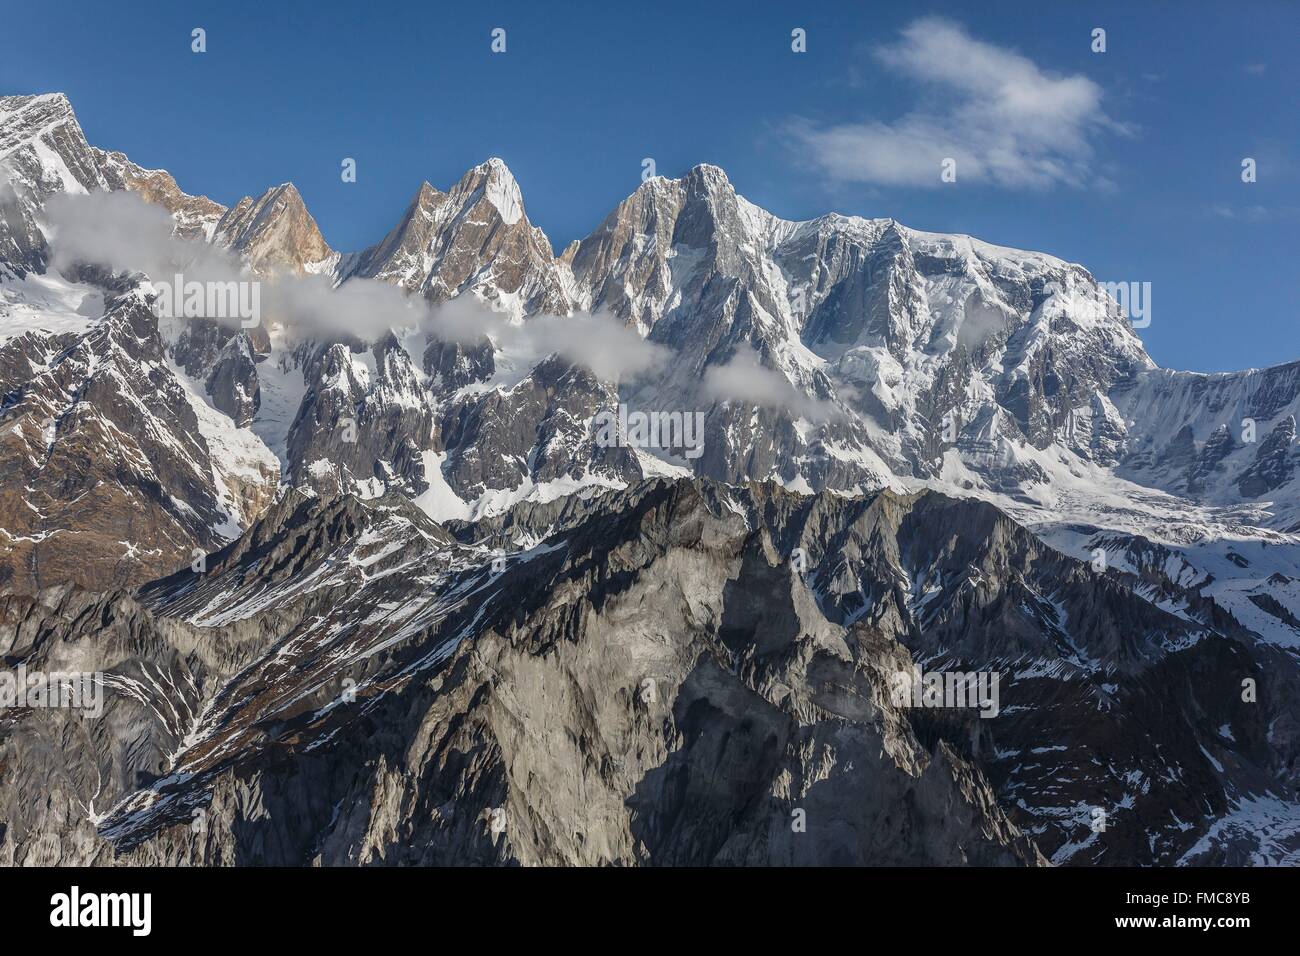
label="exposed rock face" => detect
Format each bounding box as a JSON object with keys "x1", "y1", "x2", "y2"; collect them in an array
[
  {"x1": 204, "y1": 332, "x2": 261, "y2": 427},
  {"x1": 1, "y1": 480, "x2": 1295, "y2": 866},
  {"x1": 1112, "y1": 361, "x2": 1300, "y2": 523},
  {"x1": 95, "y1": 148, "x2": 226, "y2": 241},
  {"x1": 1160, "y1": 425, "x2": 1199, "y2": 489},
  {"x1": 0, "y1": 287, "x2": 281, "y2": 592},
  {"x1": 422, "y1": 335, "x2": 494, "y2": 392},
  {"x1": 0, "y1": 294, "x2": 241, "y2": 591},
  {"x1": 1238, "y1": 415, "x2": 1297, "y2": 498},
  {"x1": 567, "y1": 173, "x2": 691, "y2": 330},
  {"x1": 1188, "y1": 423, "x2": 1236, "y2": 494},
  {"x1": 284, "y1": 333, "x2": 437, "y2": 499},
  {"x1": 214, "y1": 183, "x2": 337, "y2": 277},
  {"x1": 439, "y1": 354, "x2": 640, "y2": 505},
  {"x1": 1079, "y1": 391, "x2": 1129, "y2": 465},
  {"x1": 336, "y1": 160, "x2": 573, "y2": 316}
]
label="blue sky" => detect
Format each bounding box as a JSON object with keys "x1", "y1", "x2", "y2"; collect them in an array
[{"x1": 3, "y1": 0, "x2": 1296, "y2": 372}]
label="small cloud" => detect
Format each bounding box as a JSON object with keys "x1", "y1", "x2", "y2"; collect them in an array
[
  {"x1": 702, "y1": 344, "x2": 840, "y2": 422},
  {"x1": 508, "y1": 310, "x2": 670, "y2": 382},
  {"x1": 45, "y1": 190, "x2": 438, "y2": 339},
  {"x1": 420, "y1": 297, "x2": 670, "y2": 382},
  {"x1": 787, "y1": 17, "x2": 1122, "y2": 190},
  {"x1": 1209, "y1": 203, "x2": 1299, "y2": 223},
  {"x1": 1244, "y1": 63, "x2": 1268, "y2": 75}
]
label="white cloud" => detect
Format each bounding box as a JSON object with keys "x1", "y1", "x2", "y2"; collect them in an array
[
  {"x1": 702, "y1": 344, "x2": 840, "y2": 421},
  {"x1": 45, "y1": 190, "x2": 434, "y2": 338},
  {"x1": 512, "y1": 311, "x2": 670, "y2": 381},
  {"x1": 1209, "y1": 203, "x2": 1299, "y2": 223},
  {"x1": 467, "y1": 304, "x2": 669, "y2": 383},
  {"x1": 45, "y1": 189, "x2": 255, "y2": 296},
  {"x1": 790, "y1": 17, "x2": 1121, "y2": 190},
  {"x1": 41, "y1": 189, "x2": 668, "y2": 380}
]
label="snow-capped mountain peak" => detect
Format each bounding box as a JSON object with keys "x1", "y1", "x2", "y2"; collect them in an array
[{"x1": 336, "y1": 156, "x2": 569, "y2": 316}]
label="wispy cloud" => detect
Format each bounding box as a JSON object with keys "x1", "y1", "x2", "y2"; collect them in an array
[
  {"x1": 1209, "y1": 202, "x2": 1299, "y2": 223},
  {"x1": 789, "y1": 17, "x2": 1123, "y2": 190},
  {"x1": 702, "y1": 344, "x2": 840, "y2": 422},
  {"x1": 42, "y1": 188, "x2": 669, "y2": 381}
]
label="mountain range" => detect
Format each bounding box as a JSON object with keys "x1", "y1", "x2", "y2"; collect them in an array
[{"x1": 1, "y1": 91, "x2": 1297, "y2": 866}]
